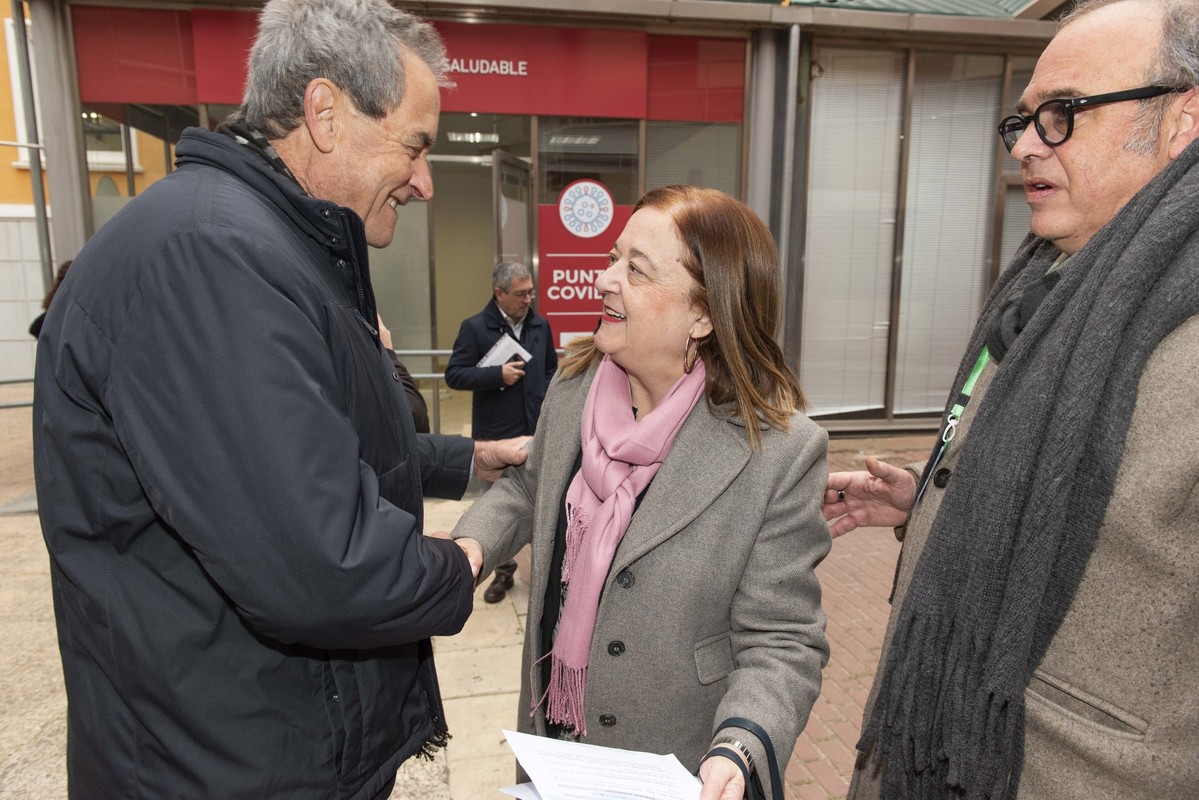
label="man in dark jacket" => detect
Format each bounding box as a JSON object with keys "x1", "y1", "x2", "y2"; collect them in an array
[
  {"x1": 444, "y1": 261, "x2": 558, "y2": 602},
  {"x1": 32, "y1": 1, "x2": 521, "y2": 797}
]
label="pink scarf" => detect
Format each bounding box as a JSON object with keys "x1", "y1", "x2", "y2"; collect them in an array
[{"x1": 541, "y1": 355, "x2": 706, "y2": 735}]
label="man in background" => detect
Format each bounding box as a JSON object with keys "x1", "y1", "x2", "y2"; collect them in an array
[
  {"x1": 33, "y1": 0, "x2": 524, "y2": 797},
  {"x1": 445, "y1": 261, "x2": 558, "y2": 602},
  {"x1": 826, "y1": 1, "x2": 1199, "y2": 797}
]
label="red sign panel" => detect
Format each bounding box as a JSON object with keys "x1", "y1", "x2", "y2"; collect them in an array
[
  {"x1": 72, "y1": 9, "x2": 741, "y2": 122},
  {"x1": 192, "y1": 9, "x2": 259, "y2": 105},
  {"x1": 647, "y1": 35, "x2": 745, "y2": 122},
  {"x1": 538, "y1": 194, "x2": 635, "y2": 348},
  {"x1": 434, "y1": 22, "x2": 647, "y2": 119},
  {"x1": 73, "y1": 7, "x2": 197, "y2": 104}
]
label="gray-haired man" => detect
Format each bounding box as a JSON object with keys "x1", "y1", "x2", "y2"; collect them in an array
[{"x1": 33, "y1": 0, "x2": 524, "y2": 796}]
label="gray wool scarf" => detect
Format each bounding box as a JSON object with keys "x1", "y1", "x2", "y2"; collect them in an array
[{"x1": 858, "y1": 138, "x2": 1199, "y2": 799}]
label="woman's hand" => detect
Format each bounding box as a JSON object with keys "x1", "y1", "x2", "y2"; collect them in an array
[
  {"x1": 698, "y1": 753, "x2": 747, "y2": 800},
  {"x1": 823, "y1": 455, "x2": 916, "y2": 538},
  {"x1": 453, "y1": 537, "x2": 483, "y2": 580}
]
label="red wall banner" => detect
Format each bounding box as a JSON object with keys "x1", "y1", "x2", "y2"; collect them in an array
[
  {"x1": 436, "y1": 22, "x2": 647, "y2": 118},
  {"x1": 73, "y1": 7, "x2": 197, "y2": 104},
  {"x1": 192, "y1": 10, "x2": 259, "y2": 104},
  {"x1": 72, "y1": 8, "x2": 742, "y2": 122}
]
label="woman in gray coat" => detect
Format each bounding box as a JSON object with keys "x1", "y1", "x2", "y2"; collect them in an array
[{"x1": 454, "y1": 186, "x2": 831, "y2": 800}]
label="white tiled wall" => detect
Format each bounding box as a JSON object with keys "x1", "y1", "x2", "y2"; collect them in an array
[{"x1": 0, "y1": 212, "x2": 47, "y2": 381}]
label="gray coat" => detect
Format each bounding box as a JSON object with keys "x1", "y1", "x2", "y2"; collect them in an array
[
  {"x1": 453, "y1": 365, "x2": 832, "y2": 795},
  {"x1": 850, "y1": 313, "x2": 1199, "y2": 799}
]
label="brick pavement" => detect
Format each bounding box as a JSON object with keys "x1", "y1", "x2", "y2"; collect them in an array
[
  {"x1": 779, "y1": 435, "x2": 930, "y2": 800},
  {"x1": 784, "y1": 523, "x2": 900, "y2": 800}
]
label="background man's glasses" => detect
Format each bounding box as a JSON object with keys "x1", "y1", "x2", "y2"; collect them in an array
[
  {"x1": 997, "y1": 85, "x2": 1189, "y2": 153},
  {"x1": 508, "y1": 289, "x2": 535, "y2": 300}
]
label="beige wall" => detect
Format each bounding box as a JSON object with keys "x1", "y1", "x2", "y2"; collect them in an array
[{"x1": 431, "y1": 161, "x2": 497, "y2": 354}]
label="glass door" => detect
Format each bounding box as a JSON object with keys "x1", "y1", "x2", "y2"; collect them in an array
[{"x1": 493, "y1": 149, "x2": 534, "y2": 269}]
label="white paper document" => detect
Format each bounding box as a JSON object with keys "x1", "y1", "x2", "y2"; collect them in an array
[
  {"x1": 500, "y1": 729, "x2": 701, "y2": 800},
  {"x1": 476, "y1": 333, "x2": 534, "y2": 368}
]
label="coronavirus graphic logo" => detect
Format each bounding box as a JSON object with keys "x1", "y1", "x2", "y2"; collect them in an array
[{"x1": 557, "y1": 180, "x2": 614, "y2": 239}]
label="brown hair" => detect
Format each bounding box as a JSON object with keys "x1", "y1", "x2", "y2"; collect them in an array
[
  {"x1": 560, "y1": 186, "x2": 804, "y2": 448},
  {"x1": 43, "y1": 260, "x2": 73, "y2": 310}
]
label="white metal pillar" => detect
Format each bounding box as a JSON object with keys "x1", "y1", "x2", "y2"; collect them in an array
[{"x1": 28, "y1": 0, "x2": 92, "y2": 269}]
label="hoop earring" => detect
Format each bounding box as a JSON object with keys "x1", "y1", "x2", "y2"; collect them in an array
[{"x1": 683, "y1": 334, "x2": 699, "y2": 374}]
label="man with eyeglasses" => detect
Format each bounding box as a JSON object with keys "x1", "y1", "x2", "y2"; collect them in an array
[
  {"x1": 825, "y1": 1, "x2": 1199, "y2": 798},
  {"x1": 446, "y1": 261, "x2": 558, "y2": 602}
]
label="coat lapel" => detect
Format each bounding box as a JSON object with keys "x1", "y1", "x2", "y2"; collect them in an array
[
  {"x1": 528, "y1": 370, "x2": 591, "y2": 591},
  {"x1": 613, "y1": 402, "x2": 751, "y2": 569}
]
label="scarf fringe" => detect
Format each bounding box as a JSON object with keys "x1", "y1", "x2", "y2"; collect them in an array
[
  {"x1": 861, "y1": 611, "x2": 1022, "y2": 799},
  {"x1": 544, "y1": 654, "x2": 589, "y2": 736},
  {"x1": 562, "y1": 503, "x2": 584, "y2": 582},
  {"x1": 413, "y1": 720, "x2": 452, "y2": 761}
]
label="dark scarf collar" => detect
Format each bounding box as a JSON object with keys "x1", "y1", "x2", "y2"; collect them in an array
[
  {"x1": 984, "y1": 257, "x2": 1065, "y2": 363},
  {"x1": 217, "y1": 114, "x2": 303, "y2": 189},
  {"x1": 858, "y1": 139, "x2": 1199, "y2": 799},
  {"x1": 211, "y1": 115, "x2": 380, "y2": 333}
]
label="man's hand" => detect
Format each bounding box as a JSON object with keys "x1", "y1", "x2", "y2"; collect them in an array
[
  {"x1": 473, "y1": 436, "x2": 531, "y2": 482},
  {"x1": 698, "y1": 753, "x2": 747, "y2": 800},
  {"x1": 501, "y1": 360, "x2": 526, "y2": 386},
  {"x1": 823, "y1": 456, "x2": 917, "y2": 538}
]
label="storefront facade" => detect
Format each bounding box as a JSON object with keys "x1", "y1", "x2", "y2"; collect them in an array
[{"x1": 6, "y1": 0, "x2": 1057, "y2": 429}]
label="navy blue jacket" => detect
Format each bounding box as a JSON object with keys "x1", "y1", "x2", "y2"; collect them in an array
[
  {"x1": 444, "y1": 299, "x2": 557, "y2": 439},
  {"x1": 33, "y1": 127, "x2": 475, "y2": 799}
]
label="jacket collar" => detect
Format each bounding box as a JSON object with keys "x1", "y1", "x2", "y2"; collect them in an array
[
  {"x1": 175, "y1": 126, "x2": 377, "y2": 325},
  {"x1": 176, "y1": 127, "x2": 345, "y2": 245},
  {"x1": 484, "y1": 297, "x2": 543, "y2": 331}
]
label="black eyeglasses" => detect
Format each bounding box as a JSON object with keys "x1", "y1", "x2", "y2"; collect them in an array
[{"x1": 997, "y1": 85, "x2": 1189, "y2": 153}]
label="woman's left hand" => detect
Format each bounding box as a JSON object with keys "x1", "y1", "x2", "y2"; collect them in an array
[{"x1": 698, "y1": 754, "x2": 746, "y2": 800}]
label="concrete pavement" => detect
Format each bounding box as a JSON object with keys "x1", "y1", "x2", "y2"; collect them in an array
[{"x1": 0, "y1": 383, "x2": 927, "y2": 799}]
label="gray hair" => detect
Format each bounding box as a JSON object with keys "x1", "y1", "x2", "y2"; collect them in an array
[
  {"x1": 492, "y1": 261, "x2": 532, "y2": 292},
  {"x1": 241, "y1": 0, "x2": 450, "y2": 139},
  {"x1": 1062, "y1": 0, "x2": 1199, "y2": 154}
]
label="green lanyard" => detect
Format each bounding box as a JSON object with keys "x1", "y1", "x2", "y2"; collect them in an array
[{"x1": 914, "y1": 345, "x2": 991, "y2": 506}]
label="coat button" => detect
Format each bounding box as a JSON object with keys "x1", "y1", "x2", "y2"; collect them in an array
[
  {"x1": 392, "y1": 372, "x2": 401, "y2": 381},
  {"x1": 336, "y1": 259, "x2": 347, "y2": 269},
  {"x1": 330, "y1": 236, "x2": 339, "y2": 245},
  {"x1": 607, "y1": 640, "x2": 625, "y2": 657},
  {"x1": 933, "y1": 468, "x2": 951, "y2": 488},
  {"x1": 599, "y1": 714, "x2": 617, "y2": 727},
  {"x1": 616, "y1": 570, "x2": 634, "y2": 589},
  {"x1": 322, "y1": 209, "x2": 332, "y2": 218}
]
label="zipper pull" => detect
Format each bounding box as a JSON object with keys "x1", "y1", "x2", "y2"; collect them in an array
[{"x1": 354, "y1": 310, "x2": 379, "y2": 338}]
